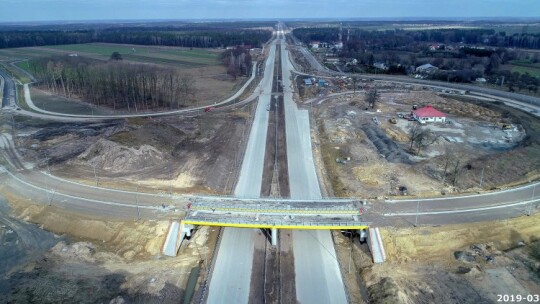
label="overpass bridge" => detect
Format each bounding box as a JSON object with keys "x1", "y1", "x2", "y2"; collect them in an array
[{"x1": 166, "y1": 199, "x2": 370, "y2": 255}]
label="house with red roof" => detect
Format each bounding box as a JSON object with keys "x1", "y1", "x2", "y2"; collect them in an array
[{"x1": 412, "y1": 105, "x2": 447, "y2": 123}]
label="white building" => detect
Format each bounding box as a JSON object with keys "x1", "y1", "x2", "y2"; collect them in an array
[
  {"x1": 412, "y1": 105, "x2": 447, "y2": 123},
  {"x1": 415, "y1": 63, "x2": 438, "y2": 74}
]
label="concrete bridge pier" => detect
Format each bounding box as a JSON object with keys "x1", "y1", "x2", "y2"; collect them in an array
[
  {"x1": 271, "y1": 228, "x2": 278, "y2": 246},
  {"x1": 181, "y1": 222, "x2": 195, "y2": 238}
]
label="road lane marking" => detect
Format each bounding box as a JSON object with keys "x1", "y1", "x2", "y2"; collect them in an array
[
  {"x1": 5, "y1": 170, "x2": 165, "y2": 210},
  {"x1": 386, "y1": 182, "x2": 540, "y2": 203},
  {"x1": 384, "y1": 198, "x2": 540, "y2": 216}
]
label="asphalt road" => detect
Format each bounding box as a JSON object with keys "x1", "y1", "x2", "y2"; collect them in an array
[
  {"x1": 0, "y1": 70, "x2": 15, "y2": 108},
  {"x1": 206, "y1": 40, "x2": 278, "y2": 304},
  {"x1": 0, "y1": 23, "x2": 539, "y2": 304},
  {"x1": 279, "y1": 28, "x2": 348, "y2": 303},
  {"x1": 2, "y1": 60, "x2": 257, "y2": 121},
  {"x1": 291, "y1": 35, "x2": 540, "y2": 108},
  {"x1": 234, "y1": 41, "x2": 276, "y2": 198}
]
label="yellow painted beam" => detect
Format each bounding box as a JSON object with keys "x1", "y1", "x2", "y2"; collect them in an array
[{"x1": 182, "y1": 220, "x2": 368, "y2": 230}]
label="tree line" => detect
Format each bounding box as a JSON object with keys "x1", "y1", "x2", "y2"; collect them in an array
[
  {"x1": 220, "y1": 46, "x2": 253, "y2": 79},
  {"x1": 28, "y1": 56, "x2": 196, "y2": 111},
  {"x1": 0, "y1": 28, "x2": 272, "y2": 49},
  {"x1": 294, "y1": 27, "x2": 540, "y2": 51}
]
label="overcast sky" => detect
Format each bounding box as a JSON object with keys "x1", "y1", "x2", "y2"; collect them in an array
[{"x1": 0, "y1": 0, "x2": 539, "y2": 22}]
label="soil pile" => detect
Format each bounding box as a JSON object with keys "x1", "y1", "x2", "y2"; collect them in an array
[{"x1": 78, "y1": 138, "x2": 166, "y2": 173}]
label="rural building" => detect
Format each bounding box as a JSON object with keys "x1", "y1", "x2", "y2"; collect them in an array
[
  {"x1": 325, "y1": 58, "x2": 340, "y2": 63},
  {"x1": 412, "y1": 105, "x2": 447, "y2": 123},
  {"x1": 373, "y1": 62, "x2": 389, "y2": 70},
  {"x1": 415, "y1": 63, "x2": 438, "y2": 74},
  {"x1": 429, "y1": 43, "x2": 444, "y2": 51},
  {"x1": 304, "y1": 78, "x2": 313, "y2": 85},
  {"x1": 475, "y1": 77, "x2": 487, "y2": 83},
  {"x1": 345, "y1": 58, "x2": 358, "y2": 66}
]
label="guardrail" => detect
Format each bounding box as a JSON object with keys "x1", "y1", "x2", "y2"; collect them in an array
[{"x1": 191, "y1": 204, "x2": 359, "y2": 213}]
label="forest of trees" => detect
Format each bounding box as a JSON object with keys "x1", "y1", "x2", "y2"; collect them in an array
[
  {"x1": 28, "y1": 56, "x2": 196, "y2": 111},
  {"x1": 220, "y1": 46, "x2": 253, "y2": 79},
  {"x1": 294, "y1": 27, "x2": 540, "y2": 51},
  {"x1": 0, "y1": 27, "x2": 272, "y2": 49}
]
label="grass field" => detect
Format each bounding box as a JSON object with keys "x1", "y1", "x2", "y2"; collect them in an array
[
  {"x1": 0, "y1": 62, "x2": 31, "y2": 84},
  {"x1": 0, "y1": 43, "x2": 222, "y2": 69},
  {"x1": 509, "y1": 59, "x2": 540, "y2": 78},
  {"x1": 47, "y1": 43, "x2": 220, "y2": 67},
  {"x1": 509, "y1": 59, "x2": 540, "y2": 68},
  {"x1": 29, "y1": 87, "x2": 113, "y2": 115},
  {"x1": 511, "y1": 66, "x2": 540, "y2": 77},
  {"x1": 485, "y1": 24, "x2": 540, "y2": 35}
]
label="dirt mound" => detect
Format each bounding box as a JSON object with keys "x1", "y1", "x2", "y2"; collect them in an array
[
  {"x1": 367, "y1": 277, "x2": 409, "y2": 304},
  {"x1": 51, "y1": 241, "x2": 97, "y2": 263},
  {"x1": 78, "y1": 138, "x2": 166, "y2": 173}
]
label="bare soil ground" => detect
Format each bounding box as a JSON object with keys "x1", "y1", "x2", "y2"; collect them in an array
[
  {"x1": 0, "y1": 192, "x2": 222, "y2": 304},
  {"x1": 313, "y1": 85, "x2": 538, "y2": 198},
  {"x1": 358, "y1": 214, "x2": 540, "y2": 304},
  {"x1": 17, "y1": 107, "x2": 253, "y2": 195}
]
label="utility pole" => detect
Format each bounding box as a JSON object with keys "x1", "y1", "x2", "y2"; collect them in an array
[
  {"x1": 528, "y1": 184, "x2": 536, "y2": 216},
  {"x1": 479, "y1": 166, "x2": 485, "y2": 188},
  {"x1": 93, "y1": 162, "x2": 98, "y2": 186},
  {"x1": 135, "y1": 182, "x2": 140, "y2": 219},
  {"x1": 414, "y1": 201, "x2": 420, "y2": 227}
]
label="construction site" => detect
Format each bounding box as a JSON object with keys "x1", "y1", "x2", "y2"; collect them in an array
[{"x1": 1, "y1": 21, "x2": 540, "y2": 304}]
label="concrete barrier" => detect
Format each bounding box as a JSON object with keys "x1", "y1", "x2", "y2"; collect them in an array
[
  {"x1": 368, "y1": 227, "x2": 386, "y2": 263},
  {"x1": 162, "y1": 221, "x2": 181, "y2": 257}
]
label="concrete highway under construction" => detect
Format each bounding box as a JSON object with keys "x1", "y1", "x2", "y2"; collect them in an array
[{"x1": 1, "y1": 22, "x2": 540, "y2": 304}]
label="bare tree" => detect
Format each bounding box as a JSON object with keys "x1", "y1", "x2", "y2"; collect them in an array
[
  {"x1": 365, "y1": 88, "x2": 379, "y2": 109},
  {"x1": 415, "y1": 129, "x2": 439, "y2": 154},
  {"x1": 352, "y1": 77, "x2": 358, "y2": 93},
  {"x1": 440, "y1": 146, "x2": 466, "y2": 187},
  {"x1": 408, "y1": 123, "x2": 438, "y2": 154},
  {"x1": 408, "y1": 123, "x2": 423, "y2": 151},
  {"x1": 29, "y1": 55, "x2": 197, "y2": 112}
]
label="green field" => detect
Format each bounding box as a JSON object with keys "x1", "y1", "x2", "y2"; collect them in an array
[
  {"x1": 485, "y1": 24, "x2": 540, "y2": 35},
  {"x1": 0, "y1": 62, "x2": 31, "y2": 83},
  {"x1": 510, "y1": 59, "x2": 540, "y2": 69},
  {"x1": 0, "y1": 43, "x2": 221, "y2": 69},
  {"x1": 47, "y1": 43, "x2": 220, "y2": 67},
  {"x1": 511, "y1": 65, "x2": 540, "y2": 77},
  {"x1": 0, "y1": 47, "x2": 60, "y2": 60}
]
